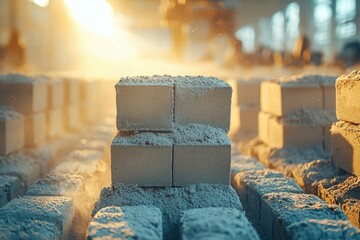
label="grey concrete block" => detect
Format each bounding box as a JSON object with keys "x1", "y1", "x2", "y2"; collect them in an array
[
  {"x1": 0, "y1": 107, "x2": 24, "y2": 155},
  {"x1": 181, "y1": 207, "x2": 259, "y2": 240},
  {"x1": 88, "y1": 206, "x2": 162, "y2": 240},
  {"x1": 0, "y1": 175, "x2": 21, "y2": 207}
]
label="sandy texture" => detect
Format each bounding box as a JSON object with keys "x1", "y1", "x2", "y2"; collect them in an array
[
  {"x1": 231, "y1": 154, "x2": 266, "y2": 177},
  {"x1": 336, "y1": 70, "x2": 360, "y2": 89},
  {"x1": 0, "y1": 196, "x2": 73, "y2": 233},
  {"x1": 275, "y1": 74, "x2": 337, "y2": 87},
  {"x1": 93, "y1": 184, "x2": 242, "y2": 240},
  {"x1": 291, "y1": 159, "x2": 347, "y2": 195},
  {"x1": 181, "y1": 207, "x2": 259, "y2": 240},
  {"x1": 88, "y1": 206, "x2": 162, "y2": 240},
  {"x1": 0, "y1": 106, "x2": 22, "y2": 120},
  {"x1": 117, "y1": 75, "x2": 229, "y2": 88},
  {"x1": 282, "y1": 108, "x2": 336, "y2": 127},
  {"x1": 286, "y1": 219, "x2": 360, "y2": 240},
  {"x1": 0, "y1": 153, "x2": 41, "y2": 194},
  {"x1": 334, "y1": 120, "x2": 360, "y2": 133},
  {"x1": 113, "y1": 124, "x2": 230, "y2": 146},
  {"x1": 0, "y1": 175, "x2": 21, "y2": 207},
  {"x1": 0, "y1": 220, "x2": 61, "y2": 240},
  {"x1": 26, "y1": 173, "x2": 84, "y2": 197}
]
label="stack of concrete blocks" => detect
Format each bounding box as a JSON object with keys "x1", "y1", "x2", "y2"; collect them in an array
[
  {"x1": 332, "y1": 70, "x2": 360, "y2": 177},
  {"x1": 63, "y1": 77, "x2": 81, "y2": 131},
  {"x1": 79, "y1": 79, "x2": 103, "y2": 124},
  {"x1": 111, "y1": 75, "x2": 232, "y2": 186},
  {"x1": 0, "y1": 74, "x2": 47, "y2": 148},
  {"x1": 227, "y1": 78, "x2": 262, "y2": 141},
  {"x1": 259, "y1": 74, "x2": 337, "y2": 151}
]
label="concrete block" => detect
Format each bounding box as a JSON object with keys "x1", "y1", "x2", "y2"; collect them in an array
[
  {"x1": 111, "y1": 132, "x2": 172, "y2": 186},
  {"x1": 181, "y1": 207, "x2": 260, "y2": 240},
  {"x1": 116, "y1": 77, "x2": 173, "y2": 131},
  {"x1": 0, "y1": 220, "x2": 61, "y2": 240},
  {"x1": 230, "y1": 154, "x2": 266, "y2": 177},
  {"x1": 261, "y1": 192, "x2": 347, "y2": 240},
  {"x1": 268, "y1": 115, "x2": 323, "y2": 148},
  {"x1": 260, "y1": 80, "x2": 322, "y2": 117},
  {"x1": 0, "y1": 74, "x2": 47, "y2": 114},
  {"x1": 286, "y1": 219, "x2": 360, "y2": 240},
  {"x1": 0, "y1": 196, "x2": 73, "y2": 237},
  {"x1": 46, "y1": 77, "x2": 65, "y2": 108},
  {"x1": 63, "y1": 77, "x2": 79, "y2": 105},
  {"x1": 331, "y1": 121, "x2": 360, "y2": 176},
  {"x1": 229, "y1": 105, "x2": 240, "y2": 137},
  {"x1": 24, "y1": 112, "x2": 46, "y2": 147},
  {"x1": 63, "y1": 105, "x2": 80, "y2": 131},
  {"x1": 47, "y1": 108, "x2": 64, "y2": 138},
  {"x1": 88, "y1": 206, "x2": 163, "y2": 240},
  {"x1": 336, "y1": 71, "x2": 360, "y2": 123},
  {"x1": 0, "y1": 175, "x2": 21, "y2": 207},
  {"x1": 239, "y1": 105, "x2": 259, "y2": 133},
  {"x1": 0, "y1": 107, "x2": 24, "y2": 154},
  {"x1": 93, "y1": 184, "x2": 242, "y2": 240},
  {"x1": 174, "y1": 76, "x2": 231, "y2": 131},
  {"x1": 173, "y1": 124, "x2": 231, "y2": 186},
  {"x1": 26, "y1": 173, "x2": 84, "y2": 198},
  {"x1": 258, "y1": 111, "x2": 270, "y2": 144},
  {"x1": 236, "y1": 79, "x2": 262, "y2": 106},
  {"x1": 0, "y1": 153, "x2": 41, "y2": 194},
  {"x1": 323, "y1": 84, "x2": 336, "y2": 111}
]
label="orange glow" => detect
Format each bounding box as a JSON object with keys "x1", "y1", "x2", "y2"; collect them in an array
[{"x1": 64, "y1": 0, "x2": 114, "y2": 36}]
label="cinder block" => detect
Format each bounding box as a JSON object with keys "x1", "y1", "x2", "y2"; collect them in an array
[
  {"x1": 111, "y1": 132, "x2": 172, "y2": 186},
  {"x1": 229, "y1": 105, "x2": 240, "y2": 137},
  {"x1": 0, "y1": 196, "x2": 73, "y2": 237},
  {"x1": 181, "y1": 207, "x2": 260, "y2": 240},
  {"x1": 323, "y1": 84, "x2": 336, "y2": 111},
  {"x1": 24, "y1": 112, "x2": 46, "y2": 147},
  {"x1": 0, "y1": 153, "x2": 41, "y2": 194},
  {"x1": 63, "y1": 78, "x2": 79, "y2": 105},
  {"x1": 236, "y1": 79, "x2": 261, "y2": 106},
  {"x1": 0, "y1": 175, "x2": 21, "y2": 207},
  {"x1": 175, "y1": 76, "x2": 231, "y2": 131},
  {"x1": 116, "y1": 77, "x2": 173, "y2": 131},
  {"x1": 0, "y1": 220, "x2": 61, "y2": 240},
  {"x1": 239, "y1": 105, "x2": 259, "y2": 133},
  {"x1": 260, "y1": 80, "x2": 323, "y2": 116},
  {"x1": 26, "y1": 173, "x2": 84, "y2": 199},
  {"x1": 47, "y1": 108, "x2": 64, "y2": 138},
  {"x1": 0, "y1": 107, "x2": 24, "y2": 154},
  {"x1": 63, "y1": 105, "x2": 80, "y2": 131},
  {"x1": 261, "y1": 192, "x2": 347, "y2": 240},
  {"x1": 268, "y1": 115, "x2": 323, "y2": 148},
  {"x1": 0, "y1": 74, "x2": 47, "y2": 114},
  {"x1": 286, "y1": 219, "x2": 360, "y2": 240},
  {"x1": 331, "y1": 121, "x2": 360, "y2": 177},
  {"x1": 230, "y1": 154, "x2": 266, "y2": 177},
  {"x1": 226, "y1": 78, "x2": 239, "y2": 106},
  {"x1": 88, "y1": 206, "x2": 163, "y2": 240},
  {"x1": 336, "y1": 71, "x2": 360, "y2": 123},
  {"x1": 173, "y1": 124, "x2": 231, "y2": 186},
  {"x1": 46, "y1": 77, "x2": 65, "y2": 108},
  {"x1": 258, "y1": 111, "x2": 270, "y2": 144},
  {"x1": 93, "y1": 184, "x2": 242, "y2": 239}
]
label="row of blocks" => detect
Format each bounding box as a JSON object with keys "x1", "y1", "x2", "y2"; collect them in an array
[
  {"x1": 88, "y1": 206, "x2": 259, "y2": 240},
  {"x1": 259, "y1": 74, "x2": 337, "y2": 149},
  {"x1": 0, "y1": 119, "x2": 114, "y2": 238},
  {"x1": 116, "y1": 75, "x2": 232, "y2": 131},
  {"x1": 0, "y1": 73, "x2": 112, "y2": 155},
  {"x1": 231, "y1": 155, "x2": 360, "y2": 240},
  {"x1": 332, "y1": 70, "x2": 360, "y2": 177},
  {"x1": 111, "y1": 124, "x2": 231, "y2": 186}
]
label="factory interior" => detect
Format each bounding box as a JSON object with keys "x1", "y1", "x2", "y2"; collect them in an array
[{"x1": 0, "y1": 0, "x2": 360, "y2": 239}]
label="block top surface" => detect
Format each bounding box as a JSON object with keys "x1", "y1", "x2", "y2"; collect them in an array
[
  {"x1": 280, "y1": 108, "x2": 336, "y2": 127},
  {"x1": 337, "y1": 70, "x2": 360, "y2": 82},
  {"x1": 333, "y1": 120, "x2": 360, "y2": 133},
  {"x1": 116, "y1": 75, "x2": 230, "y2": 88},
  {"x1": 0, "y1": 73, "x2": 45, "y2": 85},
  {"x1": 0, "y1": 106, "x2": 22, "y2": 121},
  {"x1": 269, "y1": 74, "x2": 337, "y2": 87},
  {"x1": 112, "y1": 124, "x2": 230, "y2": 146}
]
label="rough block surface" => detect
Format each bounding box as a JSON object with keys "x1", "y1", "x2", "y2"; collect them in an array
[
  {"x1": 88, "y1": 206, "x2": 163, "y2": 240},
  {"x1": 93, "y1": 184, "x2": 242, "y2": 240},
  {"x1": 181, "y1": 207, "x2": 260, "y2": 240},
  {"x1": 24, "y1": 112, "x2": 46, "y2": 147},
  {"x1": 331, "y1": 121, "x2": 360, "y2": 176},
  {"x1": 0, "y1": 107, "x2": 24, "y2": 154},
  {"x1": 336, "y1": 71, "x2": 360, "y2": 123},
  {"x1": 0, "y1": 175, "x2": 21, "y2": 207}
]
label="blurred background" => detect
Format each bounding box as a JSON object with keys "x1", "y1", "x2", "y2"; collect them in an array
[{"x1": 0, "y1": 0, "x2": 359, "y2": 78}]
